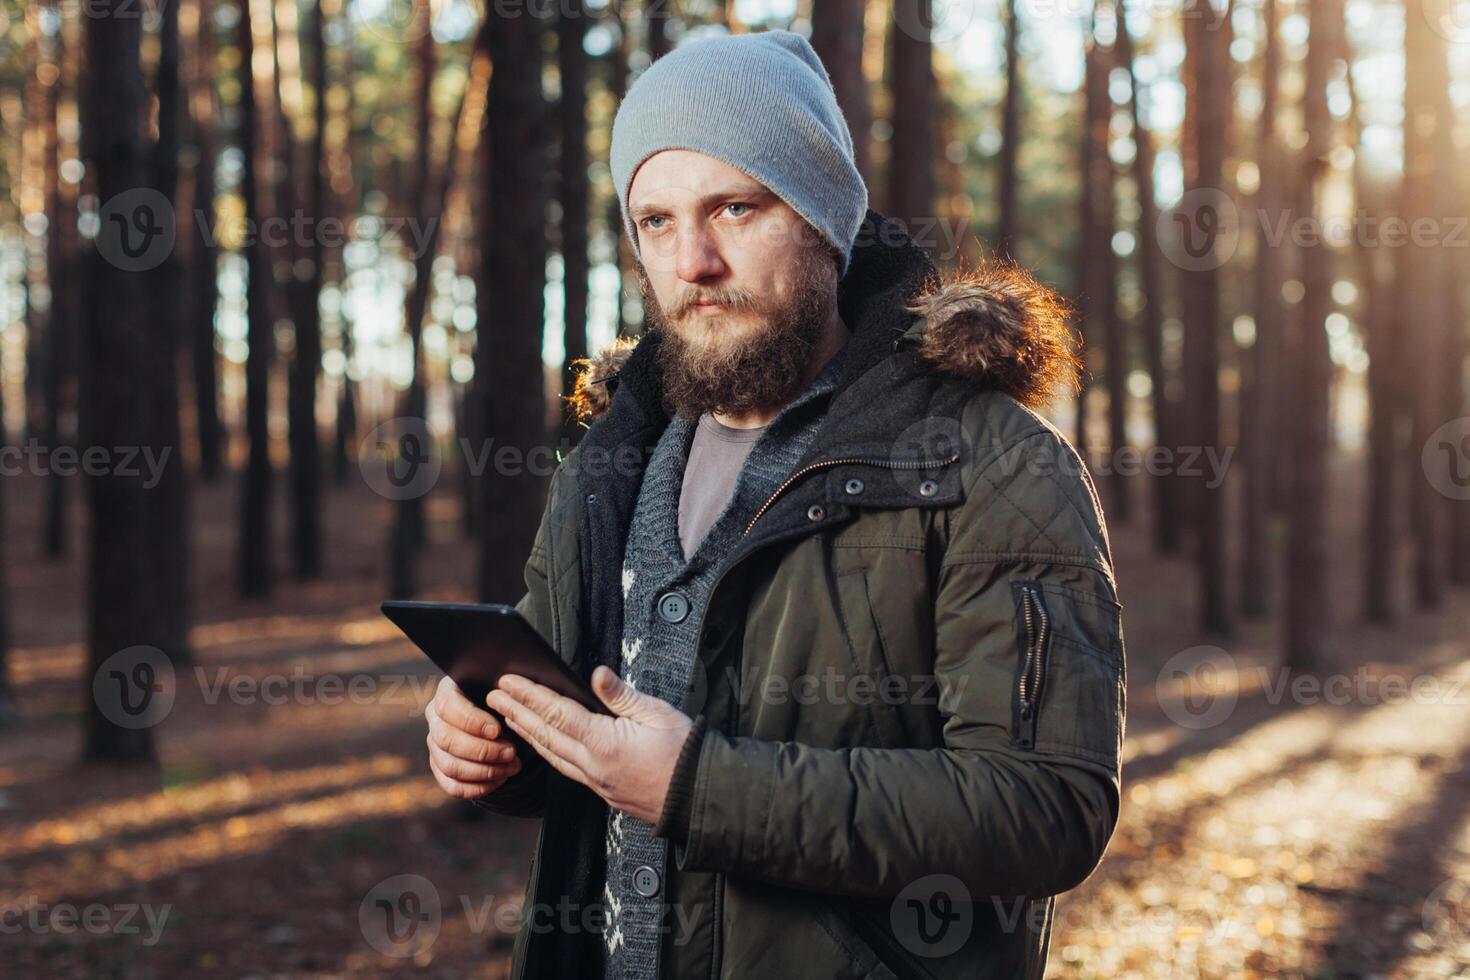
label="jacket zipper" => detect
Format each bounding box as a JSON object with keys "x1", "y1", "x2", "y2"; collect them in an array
[
  {"x1": 680, "y1": 451, "x2": 957, "y2": 979},
  {"x1": 1015, "y1": 583, "x2": 1050, "y2": 749}
]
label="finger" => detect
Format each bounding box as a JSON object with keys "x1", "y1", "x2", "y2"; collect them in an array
[
  {"x1": 499, "y1": 710, "x2": 593, "y2": 788},
  {"x1": 592, "y1": 666, "x2": 684, "y2": 728},
  {"x1": 591, "y1": 666, "x2": 642, "y2": 716},
  {"x1": 492, "y1": 677, "x2": 596, "y2": 754},
  {"x1": 428, "y1": 735, "x2": 521, "y2": 783},
  {"x1": 488, "y1": 687, "x2": 594, "y2": 779},
  {"x1": 429, "y1": 762, "x2": 495, "y2": 801},
  {"x1": 427, "y1": 703, "x2": 517, "y2": 765},
  {"x1": 431, "y1": 676, "x2": 503, "y2": 739}
]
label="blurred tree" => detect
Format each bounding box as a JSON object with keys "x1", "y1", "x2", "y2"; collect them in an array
[
  {"x1": 40, "y1": 0, "x2": 74, "y2": 560},
  {"x1": 1433, "y1": 34, "x2": 1469, "y2": 586},
  {"x1": 1181, "y1": 0, "x2": 1231, "y2": 636},
  {"x1": 1074, "y1": 3, "x2": 1107, "y2": 458},
  {"x1": 1402, "y1": 0, "x2": 1449, "y2": 609},
  {"x1": 476, "y1": 0, "x2": 551, "y2": 602},
  {"x1": 79, "y1": 0, "x2": 159, "y2": 762},
  {"x1": 560, "y1": 0, "x2": 591, "y2": 445},
  {"x1": 1116, "y1": 0, "x2": 1179, "y2": 551},
  {"x1": 1345, "y1": 24, "x2": 1398, "y2": 623},
  {"x1": 332, "y1": 6, "x2": 359, "y2": 486},
  {"x1": 647, "y1": 0, "x2": 670, "y2": 61},
  {"x1": 148, "y1": 0, "x2": 193, "y2": 663},
  {"x1": 886, "y1": 0, "x2": 935, "y2": 241},
  {"x1": 1283, "y1": 0, "x2": 1337, "y2": 670},
  {"x1": 390, "y1": 0, "x2": 436, "y2": 598},
  {"x1": 393, "y1": 13, "x2": 487, "y2": 596},
  {"x1": 994, "y1": 0, "x2": 1020, "y2": 254},
  {"x1": 287, "y1": 0, "x2": 330, "y2": 580},
  {"x1": 238, "y1": 0, "x2": 275, "y2": 597},
  {"x1": 186, "y1": 0, "x2": 225, "y2": 483},
  {"x1": 1097, "y1": 13, "x2": 1127, "y2": 523},
  {"x1": 1240, "y1": 0, "x2": 1282, "y2": 616},
  {"x1": 0, "y1": 275, "x2": 10, "y2": 727},
  {"x1": 811, "y1": 0, "x2": 870, "y2": 182},
  {"x1": 603, "y1": 0, "x2": 636, "y2": 337}
]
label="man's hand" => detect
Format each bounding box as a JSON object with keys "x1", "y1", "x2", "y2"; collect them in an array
[
  {"x1": 425, "y1": 675, "x2": 524, "y2": 800},
  {"x1": 486, "y1": 666, "x2": 693, "y2": 824}
]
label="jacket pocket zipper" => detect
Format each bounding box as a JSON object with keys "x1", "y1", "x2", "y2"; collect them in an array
[{"x1": 1015, "y1": 583, "x2": 1050, "y2": 750}]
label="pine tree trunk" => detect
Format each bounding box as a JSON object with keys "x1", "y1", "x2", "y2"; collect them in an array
[
  {"x1": 189, "y1": 0, "x2": 225, "y2": 483},
  {"x1": 1074, "y1": 11, "x2": 1108, "y2": 458},
  {"x1": 886, "y1": 0, "x2": 935, "y2": 239},
  {"x1": 1402, "y1": 0, "x2": 1448, "y2": 609},
  {"x1": 478, "y1": 1, "x2": 552, "y2": 602},
  {"x1": 238, "y1": 0, "x2": 275, "y2": 597},
  {"x1": 1283, "y1": 0, "x2": 1337, "y2": 670},
  {"x1": 288, "y1": 0, "x2": 329, "y2": 580},
  {"x1": 79, "y1": 1, "x2": 160, "y2": 762},
  {"x1": 1240, "y1": 0, "x2": 1280, "y2": 617},
  {"x1": 811, "y1": 0, "x2": 870, "y2": 181},
  {"x1": 995, "y1": 0, "x2": 1020, "y2": 255},
  {"x1": 560, "y1": 0, "x2": 591, "y2": 445},
  {"x1": 1344, "y1": 40, "x2": 1397, "y2": 623},
  {"x1": 41, "y1": 0, "x2": 73, "y2": 559},
  {"x1": 148, "y1": 0, "x2": 192, "y2": 664},
  {"x1": 1116, "y1": 4, "x2": 1179, "y2": 552},
  {"x1": 1182, "y1": 0, "x2": 1231, "y2": 636}
]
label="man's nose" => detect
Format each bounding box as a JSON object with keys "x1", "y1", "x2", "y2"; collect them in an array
[{"x1": 674, "y1": 226, "x2": 727, "y2": 284}]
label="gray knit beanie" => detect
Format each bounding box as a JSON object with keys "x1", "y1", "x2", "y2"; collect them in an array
[{"x1": 610, "y1": 29, "x2": 869, "y2": 276}]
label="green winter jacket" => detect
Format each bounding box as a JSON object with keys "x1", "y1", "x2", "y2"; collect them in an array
[{"x1": 480, "y1": 211, "x2": 1125, "y2": 980}]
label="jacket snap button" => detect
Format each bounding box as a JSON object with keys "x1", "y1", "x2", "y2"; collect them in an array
[
  {"x1": 919, "y1": 479, "x2": 939, "y2": 497},
  {"x1": 844, "y1": 478, "x2": 865, "y2": 495},
  {"x1": 632, "y1": 865, "x2": 660, "y2": 898},
  {"x1": 806, "y1": 504, "x2": 826, "y2": 522},
  {"x1": 657, "y1": 591, "x2": 690, "y2": 624},
  {"x1": 585, "y1": 492, "x2": 597, "y2": 504}
]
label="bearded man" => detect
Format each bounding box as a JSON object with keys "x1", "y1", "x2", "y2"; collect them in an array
[{"x1": 424, "y1": 29, "x2": 1126, "y2": 980}]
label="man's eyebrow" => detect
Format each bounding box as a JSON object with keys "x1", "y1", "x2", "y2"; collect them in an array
[{"x1": 629, "y1": 185, "x2": 773, "y2": 220}]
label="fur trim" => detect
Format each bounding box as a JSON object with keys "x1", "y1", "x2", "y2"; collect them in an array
[
  {"x1": 568, "y1": 260, "x2": 1081, "y2": 424},
  {"x1": 564, "y1": 336, "x2": 640, "y2": 426},
  {"x1": 905, "y1": 259, "x2": 1082, "y2": 410}
]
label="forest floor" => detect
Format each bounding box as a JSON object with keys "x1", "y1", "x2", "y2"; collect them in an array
[{"x1": 0, "y1": 453, "x2": 1467, "y2": 979}]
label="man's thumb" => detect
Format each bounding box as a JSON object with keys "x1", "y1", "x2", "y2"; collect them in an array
[{"x1": 592, "y1": 665, "x2": 645, "y2": 717}]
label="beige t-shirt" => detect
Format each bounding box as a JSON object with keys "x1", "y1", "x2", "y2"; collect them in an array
[{"x1": 677, "y1": 413, "x2": 767, "y2": 561}]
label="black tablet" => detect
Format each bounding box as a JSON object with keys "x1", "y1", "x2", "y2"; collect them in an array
[{"x1": 382, "y1": 600, "x2": 611, "y2": 716}]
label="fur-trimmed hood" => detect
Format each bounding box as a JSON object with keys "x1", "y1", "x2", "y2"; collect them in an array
[{"x1": 565, "y1": 213, "x2": 1080, "y2": 427}]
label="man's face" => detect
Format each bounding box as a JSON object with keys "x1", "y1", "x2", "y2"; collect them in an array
[{"x1": 628, "y1": 149, "x2": 841, "y2": 419}]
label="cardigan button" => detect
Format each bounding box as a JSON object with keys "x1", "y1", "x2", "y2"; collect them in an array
[
  {"x1": 657, "y1": 591, "x2": 690, "y2": 624},
  {"x1": 632, "y1": 865, "x2": 661, "y2": 898}
]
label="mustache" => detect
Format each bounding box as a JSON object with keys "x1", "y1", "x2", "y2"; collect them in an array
[{"x1": 669, "y1": 288, "x2": 758, "y2": 319}]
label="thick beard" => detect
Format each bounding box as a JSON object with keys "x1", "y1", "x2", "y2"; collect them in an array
[{"x1": 642, "y1": 247, "x2": 840, "y2": 420}]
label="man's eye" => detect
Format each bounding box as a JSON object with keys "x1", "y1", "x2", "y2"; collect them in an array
[
  {"x1": 640, "y1": 215, "x2": 667, "y2": 231},
  {"x1": 724, "y1": 202, "x2": 752, "y2": 218}
]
